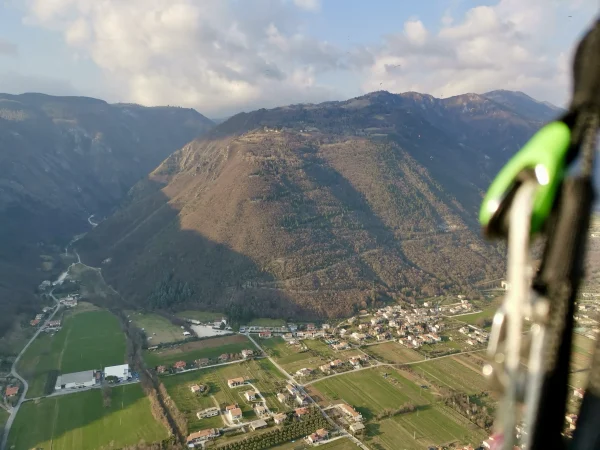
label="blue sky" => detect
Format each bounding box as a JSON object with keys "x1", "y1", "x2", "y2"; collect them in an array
[{"x1": 0, "y1": 0, "x2": 596, "y2": 116}]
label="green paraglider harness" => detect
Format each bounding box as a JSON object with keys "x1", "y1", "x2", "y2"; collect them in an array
[{"x1": 479, "y1": 17, "x2": 600, "y2": 450}]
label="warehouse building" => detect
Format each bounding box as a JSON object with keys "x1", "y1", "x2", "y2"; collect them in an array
[
  {"x1": 104, "y1": 364, "x2": 131, "y2": 382},
  {"x1": 55, "y1": 370, "x2": 96, "y2": 390}
]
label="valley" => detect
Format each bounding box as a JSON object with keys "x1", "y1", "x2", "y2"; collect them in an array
[{"x1": 0, "y1": 89, "x2": 597, "y2": 450}]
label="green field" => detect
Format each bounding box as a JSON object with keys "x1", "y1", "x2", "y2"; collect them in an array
[
  {"x1": 162, "y1": 358, "x2": 287, "y2": 430},
  {"x1": 362, "y1": 342, "x2": 424, "y2": 364},
  {"x1": 271, "y1": 438, "x2": 357, "y2": 450},
  {"x1": 247, "y1": 318, "x2": 286, "y2": 327},
  {"x1": 261, "y1": 337, "x2": 337, "y2": 373},
  {"x1": 313, "y1": 367, "x2": 432, "y2": 420},
  {"x1": 0, "y1": 408, "x2": 9, "y2": 438},
  {"x1": 456, "y1": 298, "x2": 501, "y2": 330},
  {"x1": 175, "y1": 311, "x2": 225, "y2": 323},
  {"x1": 319, "y1": 439, "x2": 361, "y2": 449},
  {"x1": 17, "y1": 310, "x2": 126, "y2": 397},
  {"x1": 143, "y1": 335, "x2": 253, "y2": 367},
  {"x1": 413, "y1": 353, "x2": 490, "y2": 394},
  {"x1": 8, "y1": 384, "x2": 168, "y2": 450},
  {"x1": 128, "y1": 311, "x2": 184, "y2": 344},
  {"x1": 366, "y1": 405, "x2": 487, "y2": 449}
]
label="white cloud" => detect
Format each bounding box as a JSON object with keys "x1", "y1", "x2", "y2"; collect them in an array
[
  {"x1": 404, "y1": 20, "x2": 428, "y2": 46},
  {"x1": 23, "y1": 0, "x2": 342, "y2": 115},
  {"x1": 362, "y1": 0, "x2": 598, "y2": 107},
  {"x1": 20, "y1": 0, "x2": 598, "y2": 114}
]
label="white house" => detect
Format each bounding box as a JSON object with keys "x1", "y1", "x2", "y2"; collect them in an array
[
  {"x1": 55, "y1": 370, "x2": 96, "y2": 390},
  {"x1": 104, "y1": 364, "x2": 131, "y2": 381},
  {"x1": 196, "y1": 407, "x2": 220, "y2": 419},
  {"x1": 250, "y1": 419, "x2": 268, "y2": 431},
  {"x1": 274, "y1": 413, "x2": 287, "y2": 424}
]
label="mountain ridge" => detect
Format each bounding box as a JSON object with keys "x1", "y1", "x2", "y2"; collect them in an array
[
  {"x1": 0, "y1": 93, "x2": 214, "y2": 336},
  {"x1": 77, "y1": 89, "x2": 559, "y2": 322}
]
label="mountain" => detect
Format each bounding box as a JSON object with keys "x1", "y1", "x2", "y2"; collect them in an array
[
  {"x1": 77, "y1": 90, "x2": 561, "y2": 323},
  {"x1": 0, "y1": 93, "x2": 214, "y2": 337},
  {"x1": 482, "y1": 90, "x2": 564, "y2": 122}
]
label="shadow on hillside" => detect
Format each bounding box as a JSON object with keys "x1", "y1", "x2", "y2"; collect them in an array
[
  {"x1": 299, "y1": 151, "x2": 413, "y2": 280},
  {"x1": 76, "y1": 178, "x2": 307, "y2": 322}
]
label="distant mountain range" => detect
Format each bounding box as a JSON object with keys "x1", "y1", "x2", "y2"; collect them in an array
[
  {"x1": 0, "y1": 93, "x2": 213, "y2": 336},
  {"x1": 76, "y1": 89, "x2": 561, "y2": 323}
]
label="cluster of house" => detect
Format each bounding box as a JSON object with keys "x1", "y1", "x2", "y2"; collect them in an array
[
  {"x1": 43, "y1": 320, "x2": 62, "y2": 332},
  {"x1": 30, "y1": 312, "x2": 45, "y2": 327},
  {"x1": 437, "y1": 298, "x2": 473, "y2": 315},
  {"x1": 224, "y1": 377, "x2": 272, "y2": 423},
  {"x1": 292, "y1": 354, "x2": 369, "y2": 379},
  {"x1": 240, "y1": 322, "x2": 329, "y2": 337},
  {"x1": 54, "y1": 363, "x2": 132, "y2": 390},
  {"x1": 334, "y1": 305, "x2": 447, "y2": 349},
  {"x1": 30, "y1": 305, "x2": 55, "y2": 327},
  {"x1": 187, "y1": 378, "x2": 327, "y2": 447},
  {"x1": 458, "y1": 326, "x2": 490, "y2": 346},
  {"x1": 59, "y1": 294, "x2": 79, "y2": 307},
  {"x1": 155, "y1": 349, "x2": 256, "y2": 374},
  {"x1": 186, "y1": 407, "x2": 327, "y2": 447},
  {"x1": 278, "y1": 383, "x2": 310, "y2": 406}
]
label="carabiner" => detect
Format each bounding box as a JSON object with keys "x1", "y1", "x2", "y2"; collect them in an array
[{"x1": 479, "y1": 121, "x2": 571, "y2": 238}]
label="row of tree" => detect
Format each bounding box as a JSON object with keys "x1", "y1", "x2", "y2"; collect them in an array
[
  {"x1": 374, "y1": 402, "x2": 416, "y2": 420},
  {"x1": 442, "y1": 391, "x2": 494, "y2": 431},
  {"x1": 216, "y1": 412, "x2": 329, "y2": 450}
]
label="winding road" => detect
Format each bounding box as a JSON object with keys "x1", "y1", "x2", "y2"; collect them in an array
[
  {"x1": 1, "y1": 215, "x2": 99, "y2": 450},
  {"x1": 1, "y1": 291, "x2": 61, "y2": 450}
]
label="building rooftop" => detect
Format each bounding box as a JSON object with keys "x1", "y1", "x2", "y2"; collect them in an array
[
  {"x1": 104, "y1": 364, "x2": 130, "y2": 379},
  {"x1": 56, "y1": 370, "x2": 95, "y2": 386}
]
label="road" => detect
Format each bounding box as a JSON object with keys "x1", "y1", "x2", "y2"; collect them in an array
[
  {"x1": 87, "y1": 214, "x2": 98, "y2": 227},
  {"x1": 246, "y1": 334, "x2": 370, "y2": 450},
  {"x1": 1, "y1": 215, "x2": 100, "y2": 450},
  {"x1": 24, "y1": 378, "x2": 141, "y2": 403},
  {"x1": 1, "y1": 291, "x2": 61, "y2": 450},
  {"x1": 302, "y1": 348, "x2": 485, "y2": 386}
]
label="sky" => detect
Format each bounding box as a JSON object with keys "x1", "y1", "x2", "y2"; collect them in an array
[{"x1": 0, "y1": 0, "x2": 597, "y2": 117}]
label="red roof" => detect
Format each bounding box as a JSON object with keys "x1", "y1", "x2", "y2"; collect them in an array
[
  {"x1": 173, "y1": 361, "x2": 187, "y2": 369},
  {"x1": 5, "y1": 386, "x2": 18, "y2": 397}
]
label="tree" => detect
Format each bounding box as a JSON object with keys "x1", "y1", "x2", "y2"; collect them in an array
[{"x1": 102, "y1": 384, "x2": 112, "y2": 408}]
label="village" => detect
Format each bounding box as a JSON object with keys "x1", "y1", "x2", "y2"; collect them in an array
[
  {"x1": 183, "y1": 362, "x2": 365, "y2": 448},
  {"x1": 13, "y1": 278, "x2": 596, "y2": 450},
  {"x1": 170, "y1": 300, "x2": 498, "y2": 449}
]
